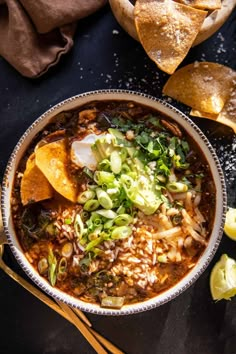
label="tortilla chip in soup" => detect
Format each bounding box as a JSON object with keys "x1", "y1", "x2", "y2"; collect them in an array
[
  {"x1": 35, "y1": 139, "x2": 78, "y2": 203},
  {"x1": 20, "y1": 153, "x2": 53, "y2": 205}
]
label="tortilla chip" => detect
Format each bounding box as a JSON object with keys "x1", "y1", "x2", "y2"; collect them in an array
[
  {"x1": 163, "y1": 62, "x2": 236, "y2": 114},
  {"x1": 25, "y1": 153, "x2": 36, "y2": 170},
  {"x1": 176, "y1": 0, "x2": 221, "y2": 10},
  {"x1": 216, "y1": 116, "x2": 236, "y2": 133},
  {"x1": 217, "y1": 86, "x2": 236, "y2": 133},
  {"x1": 134, "y1": 0, "x2": 207, "y2": 74},
  {"x1": 21, "y1": 153, "x2": 53, "y2": 206},
  {"x1": 35, "y1": 139, "x2": 77, "y2": 202},
  {"x1": 190, "y1": 109, "x2": 219, "y2": 120},
  {"x1": 190, "y1": 79, "x2": 236, "y2": 132},
  {"x1": 190, "y1": 108, "x2": 236, "y2": 133}
]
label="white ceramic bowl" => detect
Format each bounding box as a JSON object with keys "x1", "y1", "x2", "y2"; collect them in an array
[{"x1": 1, "y1": 90, "x2": 227, "y2": 315}]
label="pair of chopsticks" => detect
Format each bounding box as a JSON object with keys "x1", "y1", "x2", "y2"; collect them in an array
[
  {"x1": 1, "y1": 251, "x2": 123, "y2": 354},
  {"x1": 0, "y1": 186, "x2": 124, "y2": 354}
]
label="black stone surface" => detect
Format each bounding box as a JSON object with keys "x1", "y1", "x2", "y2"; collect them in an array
[{"x1": 0, "y1": 4, "x2": 235, "y2": 354}]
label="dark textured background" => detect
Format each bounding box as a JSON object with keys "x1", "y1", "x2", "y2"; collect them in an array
[{"x1": 0, "y1": 4, "x2": 235, "y2": 354}]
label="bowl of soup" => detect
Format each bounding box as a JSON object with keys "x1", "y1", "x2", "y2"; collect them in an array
[{"x1": 1, "y1": 90, "x2": 226, "y2": 315}]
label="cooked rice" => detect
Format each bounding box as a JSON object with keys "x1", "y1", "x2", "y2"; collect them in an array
[{"x1": 52, "y1": 190, "x2": 208, "y2": 291}]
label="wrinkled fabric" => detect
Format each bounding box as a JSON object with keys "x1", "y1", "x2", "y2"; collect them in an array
[{"x1": 0, "y1": 0, "x2": 107, "y2": 77}]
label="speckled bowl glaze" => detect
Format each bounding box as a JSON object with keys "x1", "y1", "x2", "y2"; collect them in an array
[{"x1": 1, "y1": 90, "x2": 227, "y2": 315}]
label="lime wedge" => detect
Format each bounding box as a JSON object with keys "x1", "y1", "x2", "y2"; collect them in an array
[
  {"x1": 224, "y1": 208, "x2": 236, "y2": 241},
  {"x1": 210, "y1": 254, "x2": 236, "y2": 301}
]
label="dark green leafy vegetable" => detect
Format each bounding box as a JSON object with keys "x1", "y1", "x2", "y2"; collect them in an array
[{"x1": 21, "y1": 207, "x2": 56, "y2": 242}]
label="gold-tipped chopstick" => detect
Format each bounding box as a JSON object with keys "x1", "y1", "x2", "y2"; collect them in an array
[
  {"x1": 87, "y1": 327, "x2": 125, "y2": 354},
  {"x1": 72, "y1": 307, "x2": 91, "y2": 327},
  {"x1": 0, "y1": 186, "x2": 124, "y2": 354},
  {"x1": 69, "y1": 308, "x2": 124, "y2": 354},
  {"x1": 58, "y1": 302, "x2": 125, "y2": 354},
  {"x1": 1, "y1": 259, "x2": 91, "y2": 325},
  {"x1": 57, "y1": 300, "x2": 108, "y2": 354},
  {"x1": 0, "y1": 255, "x2": 65, "y2": 317},
  {"x1": 0, "y1": 246, "x2": 124, "y2": 354}
]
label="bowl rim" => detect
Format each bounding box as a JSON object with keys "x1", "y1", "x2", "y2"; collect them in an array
[{"x1": 1, "y1": 89, "x2": 227, "y2": 315}]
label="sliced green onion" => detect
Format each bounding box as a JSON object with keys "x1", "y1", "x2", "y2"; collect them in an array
[
  {"x1": 93, "y1": 247, "x2": 102, "y2": 256},
  {"x1": 111, "y1": 226, "x2": 132, "y2": 240},
  {"x1": 79, "y1": 254, "x2": 92, "y2": 268},
  {"x1": 96, "y1": 188, "x2": 113, "y2": 209},
  {"x1": 61, "y1": 242, "x2": 73, "y2": 258},
  {"x1": 103, "y1": 219, "x2": 114, "y2": 229},
  {"x1": 94, "y1": 218, "x2": 102, "y2": 226},
  {"x1": 110, "y1": 150, "x2": 122, "y2": 174},
  {"x1": 101, "y1": 296, "x2": 125, "y2": 309},
  {"x1": 119, "y1": 148, "x2": 128, "y2": 162},
  {"x1": 77, "y1": 190, "x2": 95, "y2": 204},
  {"x1": 90, "y1": 212, "x2": 103, "y2": 225},
  {"x1": 157, "y1": 175, "x2": 167, "y2": 183},
  {"x1": 96, "y1": 209, "x2": 117, "y2": 219},
  {"x1": 48, "y1": 248, "x2": 57, "y2": 286},
  {"x1": 83, "y1": 167, "x2": 94, "y2": 179},
  {"x1": 84, "y1": 199, "x2": 100, "y2": 211},
  {"x1": 94, "y1": 171, "x2": 115, "y2": 185},
  {"x1": 128, "y1": 172, "x2": 137, "y2": 180},
  {"x1": 116, "y1": 205, "x2": 126, "y2": 215},
  {"x1": 87, "y1": 184, "x2": 98, "y2": 190},
  {"x1": 121, "y1": 164, "x2": 131, "y2": 174},
  {"x1": 38, "y1": 258, "x2": 48, "y2": 274},
  {"x1": 110, "y1": 198, "x2": 121, "y2": 209},
  {"x1": 74, "y1": 214, "x2": 84, "y2": 238},
  {"x1": 85, "y1": 237, "x2": 102, "y2": 252},
  {"x1": 158, "y1": 254, "x2": 168, "y2": 263},
  {"x1": 106, "y1": 187, "x2": 119, "y2": 196},
  {"x1": 126, "y1": 147, "x2": 136, "y2": 157},
  {"x1": 79, "y1": 237, "x2": 88, "y2": 246},
  {"x1": 88, "y1": 226, "x2": 103, "y2": 240},
  {"x1": 102, "y1": 231, "x2": 111, "y2": 241},
  {"x1": 120, "y1": 174, "x2": 134, "y2": 189},
  {"x1": 81, "y1": 211, "x2": 89, "y2": 219},
  {"x1": 108, "y1": 128, "x2": 125, "y2": 139},
  {"x1": 172, "y1": 214, "x2": 182, "y2": 225},
  {"x1": 114, "y1": 214, "x2": 133, "y2": 226},
  {"x1": 166, "y1": 182, "x2": 188, "y2": 193},
  {"x1": 64, "y1": 218, "x2": 72, "y2": 225},
  {"x1": 90, "y1": 212, "x2": 100, "y2": 221},
  {"x1": 58, "y1": 257, "x2": 67, "y2": 274},
  {"x1": 98, "y1": 159, "x2": 110, "y2": 171},
  {"x1": 57, "y1": 257, "x2": 67, "y2": 281}
]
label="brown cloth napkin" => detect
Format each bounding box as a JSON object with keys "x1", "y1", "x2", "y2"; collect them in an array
[{"x1": 0, "y1": 0, "x2": 107, "y2": 78}]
